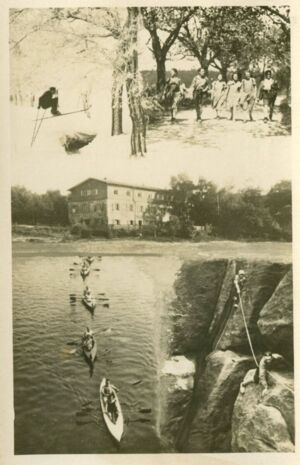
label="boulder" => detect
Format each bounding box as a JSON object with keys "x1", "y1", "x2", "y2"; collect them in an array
[
  {"x1": 215, "y1": 262, "x2": 289, "y2": 352},
  {"x1": 257, "y1": 269, "x2": 293, "y2": 361},
  {"x1": 232, "y1": 368, "x2": 294, "y2": 451},
  {"x1": 181, "y1": 350, "x2": 254, "y2": 452}
]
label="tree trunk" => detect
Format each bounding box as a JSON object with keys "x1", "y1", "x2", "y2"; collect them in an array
[
  {"x1": 126, "y1": 80, "x2": 147, "y2": 156},
  {"x1": 111, "y1": 72, "x2": 123, "y2": 136},
  {"x1": 156, "y1": 55, "x2": 166, "y2": 92},
  {"x1": 126, "y1": 7, "x2": 147, "y2": 157}
]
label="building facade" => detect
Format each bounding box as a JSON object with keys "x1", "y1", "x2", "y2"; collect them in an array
[{"x1": 68, "y1": 177, "x2": 167, "y2": 229}]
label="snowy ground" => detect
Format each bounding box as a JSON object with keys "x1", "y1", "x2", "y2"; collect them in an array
[{"x1": 10, "y1": 96, "x2": 291, "y2": 194}]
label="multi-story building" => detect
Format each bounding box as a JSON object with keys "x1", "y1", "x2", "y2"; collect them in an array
[{"x1": 67, "y1": 177, "x2": 168, "y2": 228}]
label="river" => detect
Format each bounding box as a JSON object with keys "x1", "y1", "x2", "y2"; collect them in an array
[{"x1": 13, "y1": 254, "x2": 180, "y2": 454}]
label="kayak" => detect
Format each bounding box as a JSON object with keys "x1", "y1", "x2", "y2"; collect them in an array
[
  {"x1": 99, "y1": 378, "x2": 124, "y2": 442},
  {"x1": 82, "y1": 296, "x2": 96, "y2": 311},
  {"x1": 80, "y1": 267, "x2": 90, "y2": 279},
  {"x1": 82, "y1": 337, "x2": 97, "y2": 363}
]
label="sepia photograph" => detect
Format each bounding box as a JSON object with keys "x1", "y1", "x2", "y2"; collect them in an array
[{"x1": 2, "y1": 1, "x2": 296, "y2": 459}]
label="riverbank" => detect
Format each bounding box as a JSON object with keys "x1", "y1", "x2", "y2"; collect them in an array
[{"x1": 12, "y1": 239, "x2": 292, "y2": 263}]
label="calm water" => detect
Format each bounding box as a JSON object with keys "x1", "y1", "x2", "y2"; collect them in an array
[{"x1": 13, "y1": 255, "x2": 180, "y2": 454}]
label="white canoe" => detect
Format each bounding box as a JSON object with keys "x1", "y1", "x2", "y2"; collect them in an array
[
  {"x1": 99, "y1": 378, "x2": 124, "y2": 442},
  {"x1": 82, "y1": 296, "x2": 96, "y2": 311}
]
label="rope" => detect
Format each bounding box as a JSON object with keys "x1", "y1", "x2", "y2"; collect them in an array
[{"x1": 235, "y1": 281, "x2": 259, "y2": 367}]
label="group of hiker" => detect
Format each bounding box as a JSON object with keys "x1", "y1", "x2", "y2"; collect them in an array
[{"x1": 161, "y1": 68, "x2": 279, "y2": 123}]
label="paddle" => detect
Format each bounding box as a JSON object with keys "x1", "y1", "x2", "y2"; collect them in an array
[
  {"x1": 139, "y1": 408, "x2": 152, "y2": 414},
  {"x1": 131, "y1": 380, "x2": 142, "y2": 386}
]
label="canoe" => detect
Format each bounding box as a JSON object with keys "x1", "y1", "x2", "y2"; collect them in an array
[
  {"x1": 80, "y1": 267, "x2": 90, "y2": 279},
  {"x1": 82, "y1": 338, "x2": 97, "y2": 363},
  {"x1": 99, "y1": 378, "x2": 124, "y2": 442},
  {"x1": 82, "y1": 296, "x2": 96, "y2": 311}
]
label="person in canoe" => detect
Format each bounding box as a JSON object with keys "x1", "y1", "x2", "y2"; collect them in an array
[
  {"x1": 84, "y1": 286, "x2": 92, "y2": 298},
  {"x1": 102, "y1": 379, "x2": 119, "y2": 422},
  {"x1": 83, "y1": 326, "x2": 93, "y2": 339},
  {"x1": 38, "y1": 86, "x2": 61, "y2": 116}
]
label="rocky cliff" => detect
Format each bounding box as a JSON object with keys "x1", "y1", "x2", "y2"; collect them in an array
[{"x1": 164, "y1": 259, "x2": 293, "y2": 453}]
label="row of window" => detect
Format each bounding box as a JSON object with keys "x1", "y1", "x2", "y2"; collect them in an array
[
  {"x1": 80, "y1": 189, "x2": 98, "y2": 197},
  {"x1": 71, "y1": 203, "x2": 104, "y2": 214},
  {"x1": 79, "y1": 188, "x2": 167, "y2": 201},
  {"x1": 112, "y1": 189, "x2": 166, "y2": 201},
  {"x1": 113, "y1": 219, "x2": 143, "y2": 226},
  {"x1": 112, "y1": 203, "x2": 144, "y2": 212}
]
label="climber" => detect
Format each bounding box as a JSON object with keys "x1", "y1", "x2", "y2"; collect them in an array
[
  {"x1": 239, "y1": 351, "x2": 283, "y2": 396},
  {"x1": 233, "y1": 269, "x2": 246, "y2": 308}
]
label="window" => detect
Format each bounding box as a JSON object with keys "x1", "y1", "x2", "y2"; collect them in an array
[
  {"x1": 94, "y1": 189, "x2": 98, "y2": 195},
  {"x1": 114, "y1": 189, "x2": 118, "y2": 195},
  {"x1": 126, "y1": 191, "x2": 131, "y2": 196},
  {"x1": 72, "y1": 207, "x2": 76, "y2": 213},
  {"x1": 130, "y1": 204, "x2": 133, "y2": 211},
  {"x1": 87, "y1": 189, "x2": 91, "y2": 196},
  {"x1": 137, "y1": 192, "x2": 142, "y2": 198},
  {"x1": 140, "y1": 206, "x2": 144, "y2": 212},
  {"x1": 80, "y1": 190, "x2": 86, "y2": 196},
  {"x1": 115, "y1": 219, "x2": 120, "y2": 225},
  {"x1": 148, "y1": 193, "x2": 152, "y2": 199},
  {"x1": 130, "y1": 220, "x2": 134, "y2": 225},
  {"x1": 116, "y1": 203, "x2": 120, "y2": 210}
]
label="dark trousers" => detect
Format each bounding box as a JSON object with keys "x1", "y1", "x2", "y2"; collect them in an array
[
  {"x1": 194, "y1": 91, "x2": 205, "y2": 120},
  {"x1": 39, "y1": 96, "x2": 59, "y2": 115}
]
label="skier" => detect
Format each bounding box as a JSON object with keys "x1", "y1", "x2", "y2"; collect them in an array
[{"x1": 38, "y1": 87, "x2": 61, "y2": 116}]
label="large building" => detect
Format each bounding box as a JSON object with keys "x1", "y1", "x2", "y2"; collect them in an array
[{"x1": 67, "y1": 177, "x2": 168, "y2": 229}]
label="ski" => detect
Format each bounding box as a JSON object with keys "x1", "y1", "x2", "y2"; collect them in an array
[{"x1": 33, "y1": 106, "x2": 91, "y2": 121}]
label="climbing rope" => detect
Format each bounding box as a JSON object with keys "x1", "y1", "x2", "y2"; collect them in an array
[{"x1": 234, "y1": 279, "x2": 259, "y2": 367}]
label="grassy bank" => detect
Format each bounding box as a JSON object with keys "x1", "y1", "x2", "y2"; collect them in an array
[{"x1": 12, "y1": 239, "x2": 292, "y2": 263}]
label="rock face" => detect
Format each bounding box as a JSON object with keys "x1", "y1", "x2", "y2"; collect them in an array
[
  {"x1": 181, "y1": 350, "x2": 254, "y2": 452},
  {"x1": 170, "y1": 260, "x2": 228, "y2": 354},
  {"x1": 258, "y1": 269, "x2": 293, "y2": 361},
  {"x1": 232, "y1": 368, "x2": 294, "y2": 452},
  {"x1": 165, "y1": 259, "x2": 294, "y2": 453},
  {"x1": 215, "y1": 262, "x2": 289, "y2": 352}
]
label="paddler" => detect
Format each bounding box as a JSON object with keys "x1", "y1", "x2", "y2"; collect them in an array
[
  {"x1": 102, "y1": 378, "x2": 119, "y2": 417},
  {"x1": 84, "y1": 286, "x2": 91, "y2": 298}
]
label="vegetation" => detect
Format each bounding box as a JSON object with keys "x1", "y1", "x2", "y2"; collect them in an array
[
  {"x1": 11, "y1": 178, "x2": 291, "y2": 241},
  {"x1": 143, "y1": 176, "x2": 292, "y2": 241},
  {"x1": 11, "y1": 186, "x2": 69, "y2": 226}
]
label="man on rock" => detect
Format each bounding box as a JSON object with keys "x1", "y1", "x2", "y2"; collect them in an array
[{"x1": 240, "y1": 352, "x2": 283, "y2": 396}]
